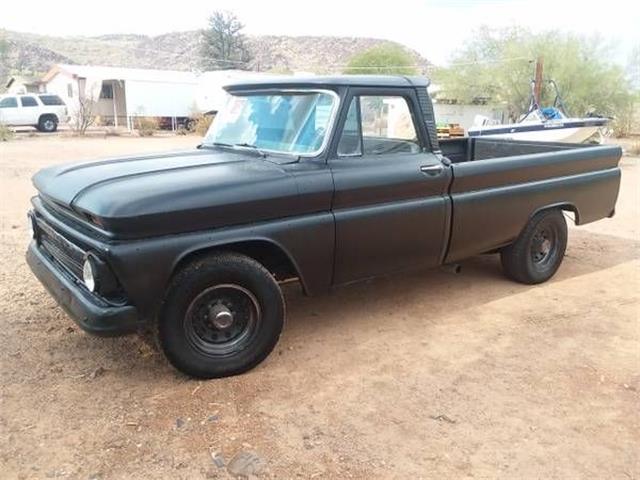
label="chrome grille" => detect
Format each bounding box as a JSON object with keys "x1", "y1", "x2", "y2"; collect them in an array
[{"x1": 36, "y1": 217, "x2": 86, "y2": 279}]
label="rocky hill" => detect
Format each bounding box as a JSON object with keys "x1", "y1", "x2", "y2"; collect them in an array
[{"x1": 1, "y1": 29, "x2": 428, "y2": 77}]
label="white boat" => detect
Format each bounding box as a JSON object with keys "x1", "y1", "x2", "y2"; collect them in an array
[{"x1": 467, "y1": 80, "x2": 609, "y2": 143}]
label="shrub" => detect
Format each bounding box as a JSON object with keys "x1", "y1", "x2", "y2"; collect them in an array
[
  {"x1": 629, "y1": 141, "x2": 640, "y2": 156},
  {"x1": 104, "y1": 127, "x2": 121, "y2": 137},
  {"x1": 344, "y1": 44, "x2": 418, "y2": 75},
  {"x1": 192, "y1": 113, "x2": 214, "y2": 136},
  {"x1": 0, "y1": 123, "x2": 13, "y2": 141},
  {"x1": 135, "y1": 117, "x2": 159, "y2": 137},
  {"x1": 70, "y1": 97, "x2": 97, "y2": 135}
]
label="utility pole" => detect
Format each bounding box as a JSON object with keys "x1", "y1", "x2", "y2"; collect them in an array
[{"x1": 533, "y1": 56, "x2": 544, "y2": 107}]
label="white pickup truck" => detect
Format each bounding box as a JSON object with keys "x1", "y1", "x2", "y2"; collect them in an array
[{"x1": 0, "y1": 94, "x2": 68, "y2": 132}]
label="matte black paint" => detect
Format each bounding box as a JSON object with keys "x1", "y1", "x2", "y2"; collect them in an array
[
  {"x1": 26, "y1": 242, "x2": 140, "y2": 335},
  {"x1": 27, "y1": 76, "x2": 622, "y2": 334}
]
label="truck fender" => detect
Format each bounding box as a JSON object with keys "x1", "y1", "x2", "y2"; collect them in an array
[
  {"x1": 169, "y1": 237, "x2": 308, "y2": 292},
  {"x1": 528, "y1": 202, "x2": 580, "y2": 226}
]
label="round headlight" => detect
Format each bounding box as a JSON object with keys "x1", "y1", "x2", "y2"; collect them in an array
[
  {"x1": 82, "y1": 256, "x2": 96, "y2": 292},
  {"x1": 27, "y1": 216, "x2": 34, "y2": 240},
  {"x1": 27, "y1": 212, "x2": 37, "y2": 241}
]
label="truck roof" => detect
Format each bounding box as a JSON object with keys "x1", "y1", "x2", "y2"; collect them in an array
[{"x1": 224, "y1": 75, "x2": 430, "y2": 92}]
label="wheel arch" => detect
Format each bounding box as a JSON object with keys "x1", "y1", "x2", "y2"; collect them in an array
[
  {"x1": 170, "y1": 237, "x2": 308, "y2": 293},
  {"x1": 529, "y1": 202, "x2": 580, "y2": 225},
  {"x1": 496, "y1": 202, "x2": 577, "y2": 254}
]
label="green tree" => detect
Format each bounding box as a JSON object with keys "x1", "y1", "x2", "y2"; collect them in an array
[
  {"x1": 344, "y1": 44, "x2": 418, "y2": 75},
  {"x1": 628, "y1": 44, "x2": 640, "y2": 90},
  {"x1": 433, "y1": 27, "x2": 635, "y2": 127},
  {"x1": 200, "y1": 11, "x2": 252, "y2": 70}
]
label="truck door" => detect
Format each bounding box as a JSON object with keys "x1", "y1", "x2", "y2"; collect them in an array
[
  {"x1": 0, "y1": 96, "x2": 20, "y2": 125},
  {"x1": 329, "y1": 88, "x2": 451, "y2": 285}
]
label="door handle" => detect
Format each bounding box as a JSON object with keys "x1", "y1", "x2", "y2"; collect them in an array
[{"x1": 420, "y1": 164, "x2": 444, "y2": 176}]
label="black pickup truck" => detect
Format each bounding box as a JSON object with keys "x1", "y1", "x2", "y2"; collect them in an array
[{"x1": 26, "y1": 76, "x2": 622, "y2": 378}]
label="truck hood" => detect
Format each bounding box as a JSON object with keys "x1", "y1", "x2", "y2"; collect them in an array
[{"x1": 33, "y1": 149, "x2": 302, "y2": 238}]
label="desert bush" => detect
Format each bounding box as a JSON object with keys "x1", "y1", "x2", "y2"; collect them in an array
[
  {"x1": 70, "y1": 97, "x2": 97, "y2": 135},
  {"x1": 192, "y1": 113, "x2": 214, "y2": 136},
  {"x1": 104, "y1": 127, "x2": 122, "y2": 137},
  {"x1": 629, "y1": 141, "x2": 640, "y2": 156},
  {"x1": 135, "y1": 117, "x2": 159, "y2": 137},
  {"x1": 0, "y1": 123, "x2": 13, "y2": 141},
  {"x1": 611, "y1": 101, "x2": 638, "y2": 138}
]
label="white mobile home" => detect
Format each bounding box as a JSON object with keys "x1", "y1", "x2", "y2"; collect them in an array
[
  {"x1": 42, "y1": 64, "x2": 199, "y2": 129},
  {"x1": 195, "y1": 70, "x2": 275, "y2": 113}
]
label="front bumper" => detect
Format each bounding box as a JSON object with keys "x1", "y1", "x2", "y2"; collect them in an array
[{"x1": 26, "y1": 241, "x2": 141, "y2": 337}]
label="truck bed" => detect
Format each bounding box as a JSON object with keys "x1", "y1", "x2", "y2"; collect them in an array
[
  {"x1": 440, "y1": 138, "x2": 622, "y2": 263},
  {"x1": 440, "y1": 137, "x2": 601, "y2": 163}
]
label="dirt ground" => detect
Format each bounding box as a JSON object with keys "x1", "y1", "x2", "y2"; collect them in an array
[{"x1": 1, "y1": 135, "x2": 638, "y2": 479}]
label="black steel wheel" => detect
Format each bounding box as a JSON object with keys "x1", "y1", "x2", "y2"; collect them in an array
[
  {"x1": 501, "y1": 209, "x2": 567, "y2": 284},
  {"x1": 159, "y1": 253, "x2": 285, "y2": 378},
  {"x1": 184, "y1": 284, "x2": 261, "y2": 357}
]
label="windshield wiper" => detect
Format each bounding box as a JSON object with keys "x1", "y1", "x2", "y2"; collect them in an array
[
  {"x1": 233, "y1": 143, "x2": 267, "y2": 158},
  {"x1": 198, "y1": 141, "x2": 234, "y2": 150},
  {"x1": 203, "y1": 141, "x2": 267, "y2": 157}
]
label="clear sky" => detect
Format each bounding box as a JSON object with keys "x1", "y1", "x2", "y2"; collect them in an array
[{"x1": 2, "y1": 0, "x2": 638, "y2": 65}]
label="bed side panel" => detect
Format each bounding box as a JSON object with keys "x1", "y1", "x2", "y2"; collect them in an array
[{"x1": 445, "y1": 145, "x2": 622, "y2": 263}]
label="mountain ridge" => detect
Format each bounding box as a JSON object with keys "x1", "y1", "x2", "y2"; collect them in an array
[{"x1": 2, "y1": 29, "x2": 429, "y2": 77}]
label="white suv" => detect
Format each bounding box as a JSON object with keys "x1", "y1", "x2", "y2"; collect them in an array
[{"x1": 0, "y1": 94, "x2": 68, "y2": 132}]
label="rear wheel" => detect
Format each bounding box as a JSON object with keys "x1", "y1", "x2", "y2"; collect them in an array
[
  {"x1": 501, "y1": 209, "x2": 567, "y2": 284},
  {"x1": 158, "y1": 253, "x2": 285, "y2": 378},
  {"x1": 37, "y1": 115, "x2": 58, "y2": 133}
]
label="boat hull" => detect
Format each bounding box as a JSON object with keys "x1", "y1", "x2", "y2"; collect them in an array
[{"x1": 468, "y1": 119, "x2": 607, "y2": 143}]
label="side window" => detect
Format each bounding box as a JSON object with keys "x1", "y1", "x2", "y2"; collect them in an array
[
  {"x1": 360, "y1": 96, "x2": 420, "y2": 155},
  {"x1": 39, "y1": 95, "x2": 65, "y2": 106},
  {"x1": 337, "y1": 98, "x2": 362, "y2": 156},
  {"x1": 0, "y1": 97, "x2": 18, "y2": 108},
  {"x1": 337, "y1": 95, "x2": 421, "y2": 157},
  {"x1": 20, "y1": 96, "x2": 38, "y2": 107}
]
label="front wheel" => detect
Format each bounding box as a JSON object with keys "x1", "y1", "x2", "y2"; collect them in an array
[
  {"x1": 501, "y1": 209, "x2": 567, "y2": 284},
  {"x1": 159, "y1": 253, "x2": 285, "y2": 378}
]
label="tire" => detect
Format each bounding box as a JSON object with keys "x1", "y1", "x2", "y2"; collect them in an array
[
  {"x1": 158, "y1": 253, "x2": 285, "y2": 378},
  {"x1": 500, "y1": 209, "x2": 567, "y2": 284},
  {"x1": 38, "y1": 115, "x2": 58, "y2": 133}
]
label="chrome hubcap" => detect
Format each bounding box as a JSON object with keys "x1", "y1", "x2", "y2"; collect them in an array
[{"x1": 210, "y1": 303, "x2": 234, "y2": 329}]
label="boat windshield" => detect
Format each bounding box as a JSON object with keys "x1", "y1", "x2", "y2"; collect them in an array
[{"x1": 204, "y1": 91, "x2": 337, "y2": 155}]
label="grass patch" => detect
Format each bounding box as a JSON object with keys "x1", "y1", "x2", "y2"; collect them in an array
[{"x1": 0, "y1": 123, "x2": 14, "y2": 141}]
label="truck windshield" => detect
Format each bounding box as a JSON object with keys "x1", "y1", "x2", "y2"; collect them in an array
[{"x1": 204, "y1": 91, "x2": 337, "y2": 155}]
